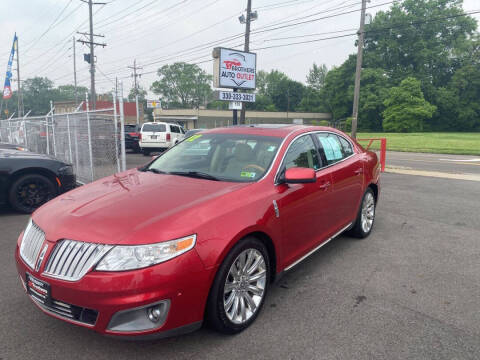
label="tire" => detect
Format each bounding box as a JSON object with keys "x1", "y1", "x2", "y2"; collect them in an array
[
  {"x1": 8, "y1": 174, "x2": 57, "y2": 213},
  {"x1": 206, "y1": 237, "x2": 270, "y2": 334},
  {"x1": 142, "y1": 148, "x2": 150, "y2": 156},
  {"x1": 348, "y1": 188, "x2": 376, "y2": 238}
]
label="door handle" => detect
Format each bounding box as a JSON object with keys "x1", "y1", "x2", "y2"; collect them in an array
[
  {"x1": 319, "y1": 181, "x2": 331, "y2": 191},
  {"x1": 354, "y1": 168, "x2": 363, "y2": 175}
]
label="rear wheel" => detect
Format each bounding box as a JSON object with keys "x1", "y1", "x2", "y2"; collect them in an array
[
  {"x1": 142, "y1": 148, "x2": 150, "y2": 156},
  {"x1": 8, "y1": 174, "x2": 57, "y2": 213},
  {"x1": 207, "y1": 237, "x2": 270, "y2": 334},
  {"x1": 349, "y1": 188, "x2": 376, "y2": 238}
]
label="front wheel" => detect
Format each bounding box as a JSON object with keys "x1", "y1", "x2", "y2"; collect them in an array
[
  {"x1": 8, "y1": 174, "x2": 57, "y2": 213},
  {"x1": 206, "y1": 237, "x2": 270, "y2": 334},
  {"x1": 349, "y1": 188, "x2": 376, "y2": 238}
]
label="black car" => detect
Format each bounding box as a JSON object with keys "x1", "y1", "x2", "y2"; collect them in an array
[
  {"x1": 0, "y1": 149, "x2": 76, "y2": 213},
  {"x1": 0, "y1": 142, "x2": 26, "y2": 151},
  {"x1": 124, "y1": 124, "x2": 141, "y2": 153}
]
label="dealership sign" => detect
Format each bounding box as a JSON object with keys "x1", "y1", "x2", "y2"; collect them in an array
[{"x1": 213, "y1": 47, "x2": 256, "y2": 90}]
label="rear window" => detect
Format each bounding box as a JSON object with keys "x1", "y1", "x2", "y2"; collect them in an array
[
  {"x1": 124, "y1": 125, "x2": 138, "y2": 131},
  {"x1": 142, "y1": 124, "x2": 166, "y2": 132}
]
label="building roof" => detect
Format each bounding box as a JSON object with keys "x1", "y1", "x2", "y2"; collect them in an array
[{"x1": 202, "y1": 124, "x2": 335, "y2": 138}]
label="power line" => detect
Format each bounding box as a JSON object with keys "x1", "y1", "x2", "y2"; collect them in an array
[{"x1": 23, "y1": 0, "x2": 75, "y2": 53}]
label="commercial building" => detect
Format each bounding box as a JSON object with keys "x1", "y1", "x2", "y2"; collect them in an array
[{"x1": 152, "y1": 108, "x2": 331, "y2": 130}]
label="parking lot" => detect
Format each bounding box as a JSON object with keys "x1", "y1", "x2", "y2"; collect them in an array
[{"x1": 1, "y1": 152, "x2": 479, "y2": 360}]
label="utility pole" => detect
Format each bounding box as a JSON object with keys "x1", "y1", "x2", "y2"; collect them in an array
[
  {"x1": 351, "y1": 0, "x2": 367, "y2": 139},
  {"x1": 16, "y1": 35, "x2": 23, "y2": 117},
  {"x1": 239, "y1": 0, "x2": 252, "y2": 125},
  {"x1": 73, "y1": 36, "x2": 78, "y2": 106},
  {"x1": 78, "y1": 0, "x2": 107, "y2": 110},
  {"x1": 128, "y1": 59, "x2": 143, "y2": 125}
]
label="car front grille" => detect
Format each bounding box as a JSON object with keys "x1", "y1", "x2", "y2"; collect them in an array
[
  {"x1": 43, "y1": 240, "x2": 113, "y2": 281},
  {"x1": 29, "y1": 291, "x2": 98, "y2": 326},
  {"x1": 19, "y1": 220, "x2": 46, "y2": 270}
]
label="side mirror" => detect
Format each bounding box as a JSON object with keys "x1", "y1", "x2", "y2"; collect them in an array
[{"x1": 284, "y1": 167, "x2": 316, "y2": 184}]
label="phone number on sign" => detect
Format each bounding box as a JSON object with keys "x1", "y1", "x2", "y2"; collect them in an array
[{"x1": 220, "y1": 92, "x2": 255, "y2": 102}]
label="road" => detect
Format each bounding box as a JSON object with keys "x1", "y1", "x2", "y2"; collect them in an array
[
  {"x1": 386, "y1": 151, "x2": 480, "y2": 175},
  {"x1": 1, "y1": 152, "x2": 479, "y2": 359}
]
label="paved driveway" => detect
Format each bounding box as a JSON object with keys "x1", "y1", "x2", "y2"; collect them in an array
[{"x1": 1, "y1": 153, "x2": 479, "y2": 359}]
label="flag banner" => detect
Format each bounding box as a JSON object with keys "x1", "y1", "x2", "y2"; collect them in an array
[{"x1": 3, "y1": 33, "x2": 17, "y2": 99}]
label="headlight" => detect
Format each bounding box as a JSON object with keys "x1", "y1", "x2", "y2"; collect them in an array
[
  {"x1": 58, "y1": 165, "x2": 74, "y2": 175},
  {"x1": 95, "y1": 234, "x2": 196, "y2": 271}
]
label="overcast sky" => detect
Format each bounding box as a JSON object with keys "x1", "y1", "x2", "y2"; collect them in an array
[{"x1": 1, "y1": 0, "x2": 479, "y2": 98}]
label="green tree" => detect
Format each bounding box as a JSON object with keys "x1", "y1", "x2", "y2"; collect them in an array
[
  {"x1": 319, "y1": 55, "x2": 356, "y2": 125},
  {"x1": 357, "y1": 68, "x2": 390, "y2": 131},
  {"x1": 22, "y1": 77, "x2": 55, "y2": 115},
  {"x1": 297, "y1": 88, "x2": 323, "y2": 113},
  {"x1": 364, "y1": 0, "x2": 477, "y2": 88},
  {"x1": 306, "y1": 63, "x2": 328, "y2": 91},
  {"x1": 53, "y1": 84, "x2": 89, "y2": 102},
  {"x1": 128, "y1": 86, "x2": 147, "y2": 102},
  {"x1": 151, "y1": 62, "x2": 212, "y2": 108},
  {"x1": 383, "y1": 77, "x2": 436, "y2": 132}
]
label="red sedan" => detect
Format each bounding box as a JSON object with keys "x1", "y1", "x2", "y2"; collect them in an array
[{"x1": 15, "y1": 125, "x2": 380, "y2": 339}]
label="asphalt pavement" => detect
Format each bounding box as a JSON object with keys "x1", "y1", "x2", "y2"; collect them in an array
[
  {"x1": 1, "y1": 152, "x2": 479, "y2": 359},
  {"x1": 386, "y1": 151, "x2": 480, "y2": 175}
]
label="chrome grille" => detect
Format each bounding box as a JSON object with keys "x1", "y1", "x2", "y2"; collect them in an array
[
  {"x1": 19, "y1": 220, "x2": 46, "y2": 269},
  {"x1": 43, "y1": 240, "x2": 112, "y2": 281}
]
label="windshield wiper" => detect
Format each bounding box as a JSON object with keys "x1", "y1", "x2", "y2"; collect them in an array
[
  {"x1": 170, "y1": 171, "x2": 220, "y2": 181},
  {"x1": 145, "y1": 168, "x2": 167, "y2": 174}
]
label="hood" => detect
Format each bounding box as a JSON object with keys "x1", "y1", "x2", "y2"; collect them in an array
[
  {"x1": 0, "y1": 149, "x2": 61, "y2": 161},
  {"x1": 33, "y1": 168, "x2": 250, "y2": 245}
]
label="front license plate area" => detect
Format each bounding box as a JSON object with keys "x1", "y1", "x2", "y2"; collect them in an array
[{"x1": 26, "y1": 273, "x2": 51, "y2": 305}]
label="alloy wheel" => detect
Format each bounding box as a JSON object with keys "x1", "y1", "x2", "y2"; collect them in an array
[
  {"x1": 223, "y1": 248, "x2": 267, "y2": 325},
  {"x1": 361, "y1": 192, "x2": 375, "y2": 233}
]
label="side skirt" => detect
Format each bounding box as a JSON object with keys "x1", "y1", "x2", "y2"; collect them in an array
[{"x1": 283, "y1": 222, "x2": 352, "y2": 272}]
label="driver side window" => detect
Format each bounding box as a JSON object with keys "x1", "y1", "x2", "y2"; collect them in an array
[{"x1": 284, "y1": 135, "x2": 320, "y2": 170}]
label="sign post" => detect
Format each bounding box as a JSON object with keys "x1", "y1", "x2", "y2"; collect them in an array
[{"x1": 213, "y1": 47, "x2": 256, "y2": 125}]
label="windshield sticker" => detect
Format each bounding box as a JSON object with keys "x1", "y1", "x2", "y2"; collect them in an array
[
  {"x1": 186, "y1": 134, "x2": 203, "y2": 142},
  {"x1": 267, "y1": 146, "x2": 276, "y2": 152},
  {"x1": 240, "y1": 171, "x2": 256, "y2": 178}
]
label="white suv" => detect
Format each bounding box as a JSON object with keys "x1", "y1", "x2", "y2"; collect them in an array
[{"x1": 139, "y1": 122, "x2": 185, "y2": 155}]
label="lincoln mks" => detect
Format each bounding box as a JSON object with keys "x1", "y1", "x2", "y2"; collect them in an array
[{"x1": 15, "y1": 125, "x2": 380, "y2": 339}]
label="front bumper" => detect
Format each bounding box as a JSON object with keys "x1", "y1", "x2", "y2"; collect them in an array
[
  {"x1": 139, "y1": 141, "x2": 172, "y2": 149},
  {"x1": 15, "y1": 237, "x2": 213, "y2": 338},
  {"x1": 57, "y1": 174, "x2": 77, "y2": 193}
]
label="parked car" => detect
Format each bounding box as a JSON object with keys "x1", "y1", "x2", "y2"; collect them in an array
[
  {"x1": 184, "y1": 128, "x2": 205, "y2": 139},
  {"x1": 0, "y1": 142, "x2": 26, "y2": 151},
  {"x1": 124, "y1": 124, "x2": 141, "y2": 153},
  {"x1": 15, "y1": 125, "x2": 380, "y2": 339},
  {"x1": 0, "y1": 149, "x2": 76, "y2": 213},
  {"x1": 139, "y1": 122, "x2": 185, "y2": 155}
]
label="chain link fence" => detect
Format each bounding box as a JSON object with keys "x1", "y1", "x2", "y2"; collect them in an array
[{"x1": 0, "y1": 99, "x2": 126, "y2": 184}]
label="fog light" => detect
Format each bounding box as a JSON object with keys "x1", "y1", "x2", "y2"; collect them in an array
[
  {"x1": 107, "y1": 300, "x2": 170, "y2": 332},
  {"x1": 147, "y1": 306, "x2": 163, "y2": 323}
]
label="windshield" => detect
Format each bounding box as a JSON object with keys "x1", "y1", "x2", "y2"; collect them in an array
[{"x1": 147, "y1": 133, "x2": 282, "y2": 182}]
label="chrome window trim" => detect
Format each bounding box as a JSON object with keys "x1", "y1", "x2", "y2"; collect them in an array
[{"x1": 274, "y1": 130, "x2": 358, "y2": 185}]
